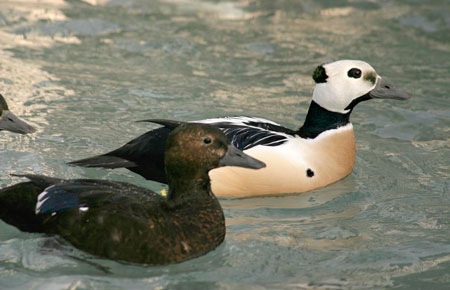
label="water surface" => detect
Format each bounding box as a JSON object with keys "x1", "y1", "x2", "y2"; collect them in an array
[{"x1": 0, "y1": 0, "x2": 449, "y2": 289}]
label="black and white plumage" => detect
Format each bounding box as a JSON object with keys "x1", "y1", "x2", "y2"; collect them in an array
[
  {"x1": 197, "y1": 117, "x2": 296, "y2": 150},
  {"x1": 70, "y1": 60, "x2": 412, "y2": 197},
  {"x1": 35, "y1": 182, "x2": 87, "y2": 215}
]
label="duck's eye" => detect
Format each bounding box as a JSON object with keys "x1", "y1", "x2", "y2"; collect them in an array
[
  {"x1": 347, "y1": 68, "x2": 362, "y2": 79},
  {"x1": 203, "y1": 137, "x2": 212, "y2": 144}
]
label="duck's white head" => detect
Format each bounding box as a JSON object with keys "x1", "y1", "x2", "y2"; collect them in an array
[{"x1": 311, "y1": 60, "x2": 411, "y2": 114}]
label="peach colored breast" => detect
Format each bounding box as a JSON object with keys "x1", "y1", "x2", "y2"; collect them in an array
[{"x1": 209, "y1": 124, "x2": 356, "y2": 197}]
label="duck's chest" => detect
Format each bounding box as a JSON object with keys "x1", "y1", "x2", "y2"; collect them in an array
[{"x1": 209, "y1": 125, "x2": 356, "y2": 197}]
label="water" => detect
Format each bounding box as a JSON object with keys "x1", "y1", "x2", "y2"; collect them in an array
[{"x1": 0, "y1": 0, "x2": 449, "y2": 288}]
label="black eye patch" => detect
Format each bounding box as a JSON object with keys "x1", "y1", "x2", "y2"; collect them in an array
[
  {"x1": 347, "y1": 68, "x2": 362, "y2": 79},
  {"x1": 312, "y1": 65, "x2": 328, "y2": 83}
]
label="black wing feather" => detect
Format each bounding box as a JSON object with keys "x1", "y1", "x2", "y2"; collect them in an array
[
  {"x1": 212, "y1": 120, "x2": 296, "y2": 150},
  {"x1": 36, "y1": 179, "x2": 163, "y2": 215},
  {"x1": 69, "y1": 127, "x2": 172, "y2": 183},
  {"x1": 68, "y1": 156, "x2": 137, "y2": 169},
  {"x1": 37, "y1": 184, "x2": 81, "y2": 214}
]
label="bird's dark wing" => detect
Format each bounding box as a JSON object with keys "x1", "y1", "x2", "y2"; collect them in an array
[
  {"x1": 35, "y1": 179, "x2": 162, "y2": 215},
  {"x1": 67, "y1": 155, "x2": 137, "y2": 169},
  {"x1": 0, "y1": 175, "x2": 112, "y2": 232},
  {"x1": 69, "y1": 126, "x2": 173, "y2": 183}
]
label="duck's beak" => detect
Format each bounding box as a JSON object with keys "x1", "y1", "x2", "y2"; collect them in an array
[
  {"x1": 0, "y1": 110, "x2": 36, "y2": 134},
  {"x1": 219, "y1": 144, "x2": 266, "y2": 169},
  {"x1": 368, "y1": 77, "x2": 413, "y2": 100}
]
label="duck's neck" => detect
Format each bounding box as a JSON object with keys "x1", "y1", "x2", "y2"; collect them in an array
[
  {"x1": 167, "y1": 174, "x2": 212, "y2": 202},
  {"x1": 297, "y1": 101, "x2": 351, "y2": 139}
]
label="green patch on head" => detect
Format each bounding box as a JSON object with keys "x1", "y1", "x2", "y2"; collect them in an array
[
  {"x1": 364, "y1": 71, "x2": 377, "y2": 85},
  {"x1": 312, "y1": 65, "x2": 328, "y2": 83}
]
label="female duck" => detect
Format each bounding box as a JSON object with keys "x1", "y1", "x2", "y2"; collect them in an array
[
  {"x1": 0, "y1": 124, "x2": 265, "y2": 264},
  {"x1": 70, "y1": 60, "x2": 412, "y2": 197},
  {"x1": 0, "y1": 94, "x2": 36, "y2": 134}
]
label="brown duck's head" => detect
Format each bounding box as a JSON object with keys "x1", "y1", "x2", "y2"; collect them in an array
[
  {"x1": 0, "y1": 94, "x2": 36, "y2": 134},
  {"x1": 164, "y1": 123, "x2": 265, "y2": 181}
]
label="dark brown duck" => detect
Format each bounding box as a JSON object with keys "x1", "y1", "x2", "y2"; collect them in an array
[{"x1": 0, "y1": 123, "x2": 265, "y2": 264}]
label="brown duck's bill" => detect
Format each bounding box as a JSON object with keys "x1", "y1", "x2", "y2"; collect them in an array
[
  {"x1": 368, "y1": 77, "x2": 413, "y2": 100},
  {"x1": 219, "y1": 144, "x2": 266, "y2": 169},
  {"x1": 0, "y1": 110, "x2": 36, "y2": 134}
]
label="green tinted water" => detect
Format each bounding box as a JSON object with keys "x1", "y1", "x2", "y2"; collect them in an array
[{"x1": 0, "y1": 0, "x2": 449, "y2": 289}]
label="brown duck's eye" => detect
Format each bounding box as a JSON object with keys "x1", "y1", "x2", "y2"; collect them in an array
[
  {"x1": 347, "y1": 68, "x2": 362, "y2": 79},
  {"x1": 203, "y1": 137, "x2": 212, "y2": 144}
]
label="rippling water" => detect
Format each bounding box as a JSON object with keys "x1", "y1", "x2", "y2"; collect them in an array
[{"x1": 0, "y1": 0, "x2": 449, "y2": 289}]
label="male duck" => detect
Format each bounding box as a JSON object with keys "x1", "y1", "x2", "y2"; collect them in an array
[
  {"x1": 70, "y1": 60, "x2": 412, "y2": 197},
  {"x1": 0, "y1": 94, "x2": 36, "y2": 134},
  {"x1": 0, "y1": 124, "x2": 265, "y2": 264}
]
